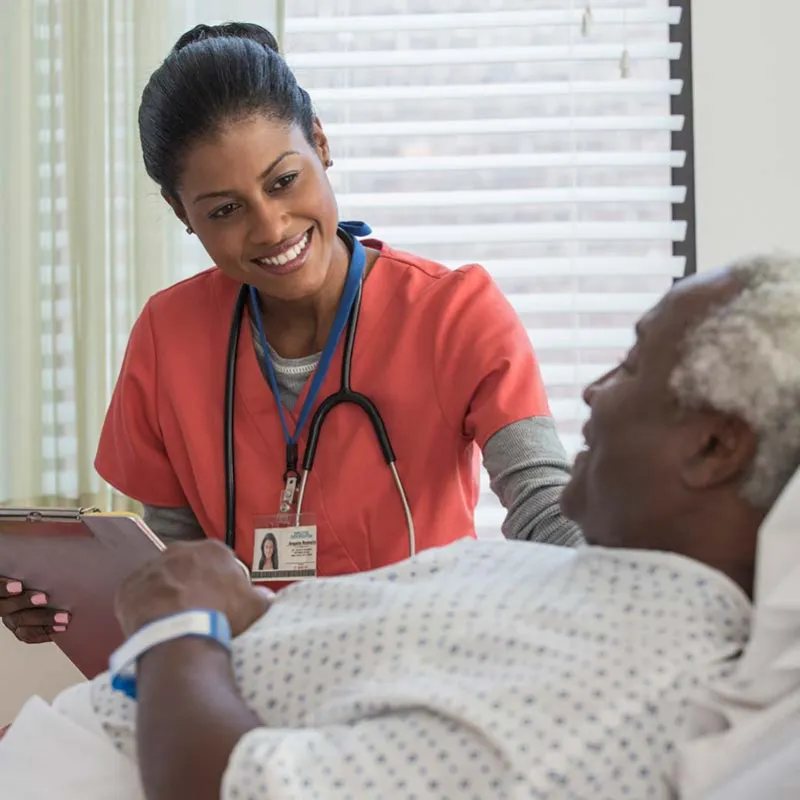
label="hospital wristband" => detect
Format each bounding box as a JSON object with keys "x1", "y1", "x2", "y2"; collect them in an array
[{"x1": 109, "y1": 609, "x2": 231, "y2": 701}]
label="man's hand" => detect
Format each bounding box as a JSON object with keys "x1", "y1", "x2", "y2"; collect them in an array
[
  {"x1": 114, "y1": 540, "x2": 273, "y2": 639},
  {"x1": 124, "y1": 541, "x2": 274, "y2": 800}
]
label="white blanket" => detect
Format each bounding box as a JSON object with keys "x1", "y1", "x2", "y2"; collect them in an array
[
  {"x1": 0, "y1": 683, "x2": 143, "y2": 799},
  {"x1": 0, "y1": 539, "x2": 751, "y2": 799}
]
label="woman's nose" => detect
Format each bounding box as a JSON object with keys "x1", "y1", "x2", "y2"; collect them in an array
[{"x1": 250, "y1": 198, "x2": 289, "y2": 245}]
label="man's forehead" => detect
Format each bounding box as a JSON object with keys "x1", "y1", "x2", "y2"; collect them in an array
[{"x1": 638, "y1": 269, "x2": 741, "y2": 341}]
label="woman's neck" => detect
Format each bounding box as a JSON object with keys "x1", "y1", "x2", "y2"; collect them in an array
[
  {"x1": 258, "y1": 237, "x2": 349, "y2": 359},
  {"x1": 257, "y1": 242, "x2": 379, "y2": 360}
]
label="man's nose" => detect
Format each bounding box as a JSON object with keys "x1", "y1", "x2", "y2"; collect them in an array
[{"x1": 582, "y1": 366, "x2": 615, "y2": 405}]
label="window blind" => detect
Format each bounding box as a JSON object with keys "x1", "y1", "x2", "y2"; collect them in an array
[{"x1": 284, "y1": 0, "x2": 688, "y2": 535}]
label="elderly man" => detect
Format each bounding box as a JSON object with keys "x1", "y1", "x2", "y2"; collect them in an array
[
  {"x1": 562, "y1": 252, "x2": 800, "y2": 597},
  {"x1": 1, "y1": 253, "x2": 799, "y2": 800}
]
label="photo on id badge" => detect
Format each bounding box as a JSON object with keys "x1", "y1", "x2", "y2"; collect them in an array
[{"x1": 251, "y1": 515, "x2": 318, "y2": 582}]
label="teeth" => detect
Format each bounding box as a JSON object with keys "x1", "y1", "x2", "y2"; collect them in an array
[{"x1": 257, "y1": 232, "x2": 309, "y2": 267}]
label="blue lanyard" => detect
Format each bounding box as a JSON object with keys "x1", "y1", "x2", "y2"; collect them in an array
[{"x1": 248, "y1": 221, "x2": 371, "y2": 487}]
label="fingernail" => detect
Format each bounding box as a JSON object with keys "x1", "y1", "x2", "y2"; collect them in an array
[
  {"x1": 54, "y1": 612, "x2": 69, "y2": 624},
  {"x1": 53, "y1": 625, "x2": 67, "y2": 633},
  {"x1": 30, "y1": 593, "x2": 47, "y2": 606},
  {"x1": 6, "y1": 582, "x2": 22, "y2": 594}
]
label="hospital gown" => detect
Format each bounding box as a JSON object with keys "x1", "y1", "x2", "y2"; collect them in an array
[{"x1": 4, "y1": 540, "x2": 751, "y2": 799}]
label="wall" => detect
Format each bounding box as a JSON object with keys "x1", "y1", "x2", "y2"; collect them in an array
[
  {"x1": 0, "y1": 630, "x2": 81, "y2": 722},
  {"x1": 692, "y1": 0, "x2": 800, "y2": 269},
  {"x1": 691, "y1": 0, "x2": 800, "y2": 580}
]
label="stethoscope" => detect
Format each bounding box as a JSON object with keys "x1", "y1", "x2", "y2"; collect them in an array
[{"x1": 223, "y1": 221, "x2": 416, "y2": 560}]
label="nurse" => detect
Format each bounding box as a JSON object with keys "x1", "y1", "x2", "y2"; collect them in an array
[{"x1": 0, "y1": 21, "x2": 581, "y2": 643}]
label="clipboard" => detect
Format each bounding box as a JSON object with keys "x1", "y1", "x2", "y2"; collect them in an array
[{"x1": 0, "y1": 507, "x2": 165, "y2": 679}]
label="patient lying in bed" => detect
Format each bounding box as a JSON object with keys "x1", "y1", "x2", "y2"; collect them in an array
[
  {"x1": 1, "y1": 539, "x2": 750, "y2": 799},
  {"x1": 3, "y1": 253, "x2": 799, "y2": 799}
]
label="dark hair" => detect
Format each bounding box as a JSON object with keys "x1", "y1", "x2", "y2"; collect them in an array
[
  {"x1": 139, "y1": 22, "x2": 315, "y2": 196},
  {"x1": 258, "y1": 532, "x2": 279, "y2": 571}
]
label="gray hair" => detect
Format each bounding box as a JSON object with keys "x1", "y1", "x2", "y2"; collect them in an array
[{"x1": 669, "y1": 253, "x2": 800, "y2": 508}]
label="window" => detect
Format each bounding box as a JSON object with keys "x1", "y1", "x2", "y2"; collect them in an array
[{"x1": 284, "y1": 0, "x2": 693, "y2": 535}]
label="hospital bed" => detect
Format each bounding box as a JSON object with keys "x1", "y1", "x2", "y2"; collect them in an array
[
  {"x1": 698, "y1": 712, "x2": 800, "y2": 798},
  {"x1": 678, "y1": 465, "x2": 800, "y2": 798}
]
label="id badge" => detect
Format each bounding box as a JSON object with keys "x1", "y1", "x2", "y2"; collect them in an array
[{"x1": 251, "y1": 513, "x2": 317, "y2": 582}]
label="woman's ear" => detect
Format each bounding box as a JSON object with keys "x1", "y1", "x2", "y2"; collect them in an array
[
  {"x1": 312, "y1": 117, "x2": 332, "y2": 168},
  {"x1": 162, "y1": 190, "x2": 190, "y2": 229}
]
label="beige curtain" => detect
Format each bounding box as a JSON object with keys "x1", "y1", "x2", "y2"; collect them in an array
[{"x1": 0, "y1": 0, "x2": 279, "y2": 510}]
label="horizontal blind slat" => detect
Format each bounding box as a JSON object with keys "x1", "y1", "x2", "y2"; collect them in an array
[
  {"x1": 510, "y1": 293, "x2": 663, "y2": 313},
  {"x1": 333, "y1": 152, "x2": 687, "y2": 172},
  {"x1": 325, "y1": 115, "x2": 684, "y2": 137},
  {"x1": 541, "y1": 364, "x2": 616, "y2": 385},
  {"x1": 339, "y1": 186, "x2": 686, "y2": 208},
  {"x1": 527, "y1": 328, "x2": 635, "y2": 349},
  {"x1": 310, "y1": 79, "x2": 684, "y2": 102},
  {"x1": 371, "y1": 221, "x2": 687, "y2": 244},
  {"x1": 288, "y1": 43, "x2": 682, "y2": 69},
  {"x1": 472, "y1": 257, "x2": 685, "y2": 279},
  {"x1": 286, "y1": 8, "x2": 681, "y2": 34},
  {"x1": 548, "y1": 399, "x2": 591, "y2": 423}
]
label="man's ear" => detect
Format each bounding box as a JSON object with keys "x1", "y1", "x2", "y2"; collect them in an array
[
  {"x1": 162, "y1": 191, "x2": 190, "y2": 229},
  {"x1": 681, "y1": 412, "x2": 757, "y2": 491},
  {"x1": 311, "y1": 117, "x2": 332, "y2": 168}
]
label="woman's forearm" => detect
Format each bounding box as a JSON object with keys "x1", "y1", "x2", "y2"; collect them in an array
[
  {"x1": 484, "y1": 417, "x2": 584, "y2": 546},
  {"x1": 136, "y1": 637, "x2": 261, "y2": 800}
]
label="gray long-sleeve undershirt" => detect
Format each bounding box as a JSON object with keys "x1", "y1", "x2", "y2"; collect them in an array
[{"x1": 142, "y1": 337, "x2": 583, "y2": 548}]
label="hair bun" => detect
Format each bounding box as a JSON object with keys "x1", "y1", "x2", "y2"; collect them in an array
[{"x1": 172, "y1": 22, "x2": 280, "y2": 55}]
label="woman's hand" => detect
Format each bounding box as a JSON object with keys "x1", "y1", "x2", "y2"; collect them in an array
[
  {"x1": 114, "y1": 540, "x2": 273, "y2": 639},
  {"x1": 0, "y1": 578, "x2": 70, "y2": 644}
]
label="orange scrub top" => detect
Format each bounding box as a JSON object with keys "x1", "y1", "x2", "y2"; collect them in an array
[{"x1": 95, "y1": 240, "x2": 552, "y2": 577}]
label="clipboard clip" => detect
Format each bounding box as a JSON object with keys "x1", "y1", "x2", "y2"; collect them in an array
[{"x1": 0, "y1": 506, "x2": 101, "y2": 523}]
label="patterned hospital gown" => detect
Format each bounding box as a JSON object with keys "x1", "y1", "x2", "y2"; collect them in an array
[{"x1": 90, "y1": 539, "x2": 751, "y2": 799}]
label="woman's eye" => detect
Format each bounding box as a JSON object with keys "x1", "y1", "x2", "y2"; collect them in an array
[
  {"x1": 209, "y1": 203, "x2": 239, "y2": 220},
  {"x1": 271, "y1": 172, "x2": 299, "y2": 192}
]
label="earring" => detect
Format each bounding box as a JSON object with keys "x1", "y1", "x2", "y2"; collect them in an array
[
  {"x1": 325, "y1": 158, "x2": 334, "y2": 168},
  {"x1": 185, "y1": 225, "x2": 193, "y2": 235}
]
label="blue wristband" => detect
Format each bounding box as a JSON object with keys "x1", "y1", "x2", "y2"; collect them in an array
[{"x1": 109, "y1": 609, "x2": 231, "y2": 700}]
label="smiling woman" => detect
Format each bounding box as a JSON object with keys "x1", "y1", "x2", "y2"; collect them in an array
[{"x1": 0, "y1": 20, "x2": 582, "y2": 646}]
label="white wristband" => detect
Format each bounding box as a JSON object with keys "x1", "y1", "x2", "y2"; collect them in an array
[{"x1": 109, "y1": 609, "x2": 231, "y2": 700}]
